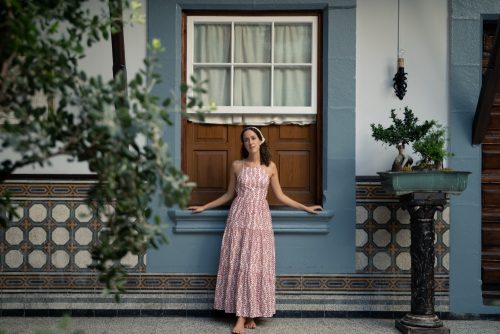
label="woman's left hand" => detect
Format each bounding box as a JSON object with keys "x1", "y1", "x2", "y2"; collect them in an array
[{"x1": 305, "y1": 205, "x2": 323, "y2": 214}]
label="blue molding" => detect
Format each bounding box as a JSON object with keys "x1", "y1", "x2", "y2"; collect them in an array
[
  {"x1": 148, "y1": 0, "x2": 356, "y2": 274},
  {"x1": 169, "y1": 209, "x2": 334, "y2": 234}
]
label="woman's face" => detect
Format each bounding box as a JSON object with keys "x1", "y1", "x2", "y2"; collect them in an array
[{"x1": 242, "y1": 129, "x2": 262, "y2": 154}]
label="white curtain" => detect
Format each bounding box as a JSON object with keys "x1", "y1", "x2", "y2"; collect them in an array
[
  {"x1": 191, "y1": 22, "x2": 315, "y2": 125},
  {"x1": 274, "y1": 23, "x2": 312, "y2": 63},
  {"x1": 274, "y1": 23, "x2": 312, "y2": 107},
  {"x1": 233, "y1": 24, "x2": 271, "y2": 106},
  {"x1": 194, "y1": 23, "x2": 230, "y2": 63},
  {"x1": 194, "y1": 24, "x2": 231, "y2": 106}
]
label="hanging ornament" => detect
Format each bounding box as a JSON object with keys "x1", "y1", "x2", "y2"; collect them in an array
[
  {"x1": 393, "y1": 55, "x2": 407, "y2": 100},
  {"x1": 393, "y1": 0, "x2": 408, "y2": 100}
]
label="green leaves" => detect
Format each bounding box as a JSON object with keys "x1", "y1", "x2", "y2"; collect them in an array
[
  {"x1": 370, "y1": 107, "x2": 435, "y2": 147},
  {"x1": 413, "y1": 124, "x2": 453, "y2": 169},
  {"x1": 370, "y1": 107, "x2": 452, "y2": 170},
  {"x1": 0, "y1": 0, "x2": 207, "y2": 300}
]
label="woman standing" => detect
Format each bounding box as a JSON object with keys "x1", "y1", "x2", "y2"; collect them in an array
[{"x1": 189, "y1": 126, "x2": 322, "y2": 333}]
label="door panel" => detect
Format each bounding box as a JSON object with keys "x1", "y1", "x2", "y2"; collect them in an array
[{"x1": 183, "y1": 122, "x2": 319, "y2": 206}]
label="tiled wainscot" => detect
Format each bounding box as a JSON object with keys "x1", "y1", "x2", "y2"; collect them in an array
[{"x1": 0, "y1": 178, "x2": 449, "y2": 316}]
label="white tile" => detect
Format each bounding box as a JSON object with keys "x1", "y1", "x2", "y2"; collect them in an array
[
  {"x1": 52, "y1": 204, "x2": 70, "y2": 222},
  {"x1": 5, "y1": 250, "x2": 23, "y2": 268},
  {"x1": 28, "y1": 250, "x2": 47, "y2": 269},
  {"x1": 5, "y1": 226, "x2": 24, "y2": 245},
  {"x1": 29, "y1": 204, "x2": 47, "y2": 222},
  {"x1": 29, "y1": 227, "x2": 47, "y2": 245},
  {"x1": 52, "y1": 227, "x2": 69, "y2": 245}
]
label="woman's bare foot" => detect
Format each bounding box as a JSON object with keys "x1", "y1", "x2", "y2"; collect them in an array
[
  {"x1": 233, "y1": 316, "x2": 245, "y2": 333},
  {"x1": 244, "y1": 318, "x2": 257, "y2": 329}
]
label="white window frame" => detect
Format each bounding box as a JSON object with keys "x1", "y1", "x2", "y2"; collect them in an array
[{"x1": 186, "y1": 15, "x2": 318, "y2": 115}]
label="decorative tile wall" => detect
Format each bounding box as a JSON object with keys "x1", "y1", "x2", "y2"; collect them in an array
[
  {"x1": 0, "y1": 177, "x2": 449, "y2": 313},
  {"x1": 355, "y1": 180, "x2": 449, "y2": 275},
  {"x1": 0, "y1": 181, "x2": 146, "y2": 273}
]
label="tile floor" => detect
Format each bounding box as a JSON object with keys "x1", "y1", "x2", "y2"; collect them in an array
[{"x1": 1, "y1": 316, "x2": 499, "y2": 334}]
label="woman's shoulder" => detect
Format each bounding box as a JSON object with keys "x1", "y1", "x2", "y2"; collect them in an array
[
  {"x1": 266, "y1": 161, "x2": 278, "y2": 174},
  {"x1": 232, "y1": 159, "x2": 245, "y2": 166},
  {"x1": 231, "y1": 160, "x2": 245, "y2": 172}
]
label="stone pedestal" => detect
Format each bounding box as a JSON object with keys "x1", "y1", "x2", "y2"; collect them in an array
[{"x1": 395, "y1": 192, "x2": 449, "y2": 334}]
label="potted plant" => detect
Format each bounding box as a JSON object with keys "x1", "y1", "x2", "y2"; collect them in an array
[
  {"x1": 412, "y1": 124, "x2": 452, "y2": 170},
  {"x1": 370, "y1": 107, "x2": 435, "y2": 171},
  {"x1": 370, "y1": 107, "x2": 470, "y2": 195}
]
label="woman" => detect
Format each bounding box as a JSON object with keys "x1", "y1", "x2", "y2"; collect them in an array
[{"x1": 189, "y1": 126, "x2": 322, "y2": 333}]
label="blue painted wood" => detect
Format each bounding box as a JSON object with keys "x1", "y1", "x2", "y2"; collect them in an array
[
  {"x1": 169, "y1": 209, "x2": 334, "y2": 233},
  {"x1": 148, "y1": 0, "x2": 356, "y2": 275}
]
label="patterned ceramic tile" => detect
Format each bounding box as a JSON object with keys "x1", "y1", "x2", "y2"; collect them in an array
[
  {"x1": 395, "y1": 252, "x2": 411, "y2": 271},
  {"x1": 0, "y1": 188, "x2": 146, "y2": 273},
  {"x1": 0, "y1": 273, "x2": 448, "y2": 293},
  {"x1": 0, "y1": 178, "x2": 449, "y2": 315},
  {"x1": 5, "y1": 227, "x2": 23, "y2": 245},
  {"x1": 52, "y1": 204, "x2": 70, "y2": 222},
  {"x1": 5, "y1": 250, "x2": 23, "y2": 269},
  {"x1": 29, "y1": 204, "x2": 48, "y2": 222},
  {"x1": 356, "y1": 181, "x2": 450, "y2": 274},
  {"x1": 28, "y1": 250, "x2": 47, "y2": 269}
]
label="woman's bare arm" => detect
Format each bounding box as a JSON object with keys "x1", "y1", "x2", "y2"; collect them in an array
[
  {"x1": 268, "y1": 162, "x2": 323, "y2": 214},
  {"x1": 188, "y1": 160, "x2": 240, "y2": 213}
]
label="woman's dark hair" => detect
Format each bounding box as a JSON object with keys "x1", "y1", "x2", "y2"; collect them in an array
[{"x1": 240, "y1": 126, "x2": 272, "y2": 166}]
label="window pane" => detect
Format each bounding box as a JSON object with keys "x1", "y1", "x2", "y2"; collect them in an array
[
  {"x1": 194, "y1": 24, "x2": 231, "y2": 63},
  {"x1": 274, "y1": 23, "x2": 312, "y2": 63},
  {"x1": 234, "y1": 24, "x2": 271, "y2": 63},
  {"x1": 274, "y1": 67, "x2": 311, "y2": 106},
  {"x1": 234, "y1": 67, "x2": 271, "y2": 106},
  {"x1": 194, "y1": 67, "x2": 230, "y2": 106}
]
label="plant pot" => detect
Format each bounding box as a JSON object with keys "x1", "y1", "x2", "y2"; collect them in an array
[{"x1": 377, "y1": 170, "x2": 471, "y2": 195}]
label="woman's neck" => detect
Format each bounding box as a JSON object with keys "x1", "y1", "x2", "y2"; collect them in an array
[{"x1": 245, "y1": 153, "x2": 261, "y2": 165}]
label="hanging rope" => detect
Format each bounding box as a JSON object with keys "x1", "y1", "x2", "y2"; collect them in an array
[{"x1": 393, "y1": 0, "x2": 408, "y2": 100}]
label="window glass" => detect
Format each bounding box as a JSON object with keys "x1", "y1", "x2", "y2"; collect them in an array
[
  {"x1": 274, "y1": 23, "x2": 312, "y2": 63},
  {"x1": 234, "y1": 68, "x2": 271, "y2": 106},
  {"x1": 188, "y1": 17, "x2": 317, "y2": 114},
  {"x1": 194, "y1": 67, "x2": 231, "y2": 106},
  {"x1": 274, "y1": 67, "x2": 311, "y2": 106},
  {"x1": 234, "y1": 23, "x2": 271, "y2": 63},
  {"x1": 194, "y1": 23, "x2": 231, "y2": 63}
]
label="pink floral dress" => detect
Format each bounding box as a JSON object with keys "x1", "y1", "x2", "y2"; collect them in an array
[{"x1": 213, "y1": 164, "x2": 276, "y2": 318}]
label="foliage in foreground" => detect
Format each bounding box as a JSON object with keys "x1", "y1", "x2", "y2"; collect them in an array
[{"x1": 0, "y1": 0, "x2": 206, "y2": 298}]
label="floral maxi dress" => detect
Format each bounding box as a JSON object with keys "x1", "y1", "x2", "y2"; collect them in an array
[{"x1": 213, "y1": 164, "x2": 276, "y2": 318}]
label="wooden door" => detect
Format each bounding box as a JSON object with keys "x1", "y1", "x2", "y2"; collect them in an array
[
  {"x1": 182, "y1": 121, "x2": 320, "y2": 206},
  {"x1": 481, "y1": 21, "x2": 500, "y2": 302}
]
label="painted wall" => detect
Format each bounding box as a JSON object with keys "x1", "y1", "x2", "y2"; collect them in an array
[
  {"x1": 3, "y1": 0, "x2": 500, "y2": 315},
  {"x1": 147, "y1": 0, "x2": 357, "y2": 275},
  {"x1": 8, "y1": 0, "x2": 449, "y2": 177},
  {"x1": 449, "y1": 0, "x2": 500, "y2": 315},
  {"x1": 7, "y1": 0, "x2": 449, "y2": 177},
  {"x1": 356, "y1": 0, "x2": 448, "y2": 175},
  {"x1": 7, "y1": 1, "x2": 146, "y2": 174}
]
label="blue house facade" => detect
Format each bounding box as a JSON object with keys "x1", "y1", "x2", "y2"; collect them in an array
[{"x1": 1, "y1": 0, "x2": 500, "y2": 318}]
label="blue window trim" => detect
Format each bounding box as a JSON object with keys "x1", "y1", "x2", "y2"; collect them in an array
[
  {"x1": 148, "y1": 0, "x2": 356, "y2": 273},
  {"x1": 169, "y1": 209, "x2": 334, "y2": 234}
]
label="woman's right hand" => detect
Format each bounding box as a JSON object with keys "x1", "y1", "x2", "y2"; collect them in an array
[{"x1": 188, "y1": 206, "x2": 205, "y2": 213}]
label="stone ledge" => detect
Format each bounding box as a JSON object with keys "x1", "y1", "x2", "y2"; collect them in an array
[{"x1": 168, "y1": 209, "x2": 334, "y2": 234}]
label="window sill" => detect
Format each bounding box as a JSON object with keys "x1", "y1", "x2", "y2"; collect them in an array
[{"x1": 168, "y1": 209, "x2": 334, "y2": 234}]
